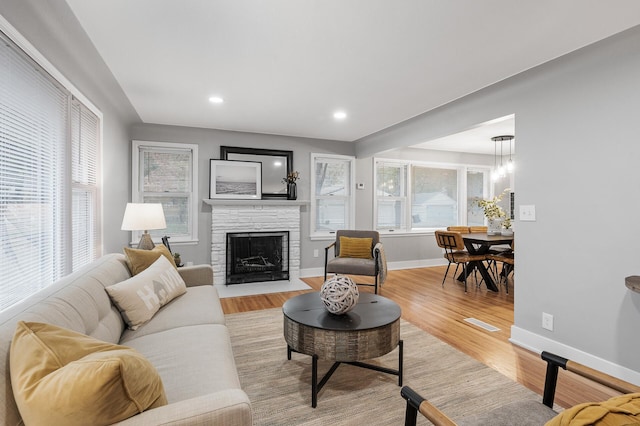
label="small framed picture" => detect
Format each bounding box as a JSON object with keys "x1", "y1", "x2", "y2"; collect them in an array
[{"x1": 209, "y1": 160, "x2": 262, "y2": 199}]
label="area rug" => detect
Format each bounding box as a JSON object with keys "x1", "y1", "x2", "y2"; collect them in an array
[{"x1": 226, "y1": 308, "x2": 542, "y2": 425}]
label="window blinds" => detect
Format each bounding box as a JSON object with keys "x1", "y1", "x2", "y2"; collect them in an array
[{"x1": 0, "y1": 31, "x2": 100, "y2": 311}]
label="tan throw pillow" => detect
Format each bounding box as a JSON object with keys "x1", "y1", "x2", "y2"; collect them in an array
[
  {"x1": 106, "y1": 256, "x2": 187, "y2": 330},
  {"x1": 10, "y1": 321, "x2": 167, "y2": 426},
  {"x1": 124, "y1": 244, "x2": 177, "y2": 275},
  {"x1": 339, "y1": 236, "x2": 373, "y2": 259}
]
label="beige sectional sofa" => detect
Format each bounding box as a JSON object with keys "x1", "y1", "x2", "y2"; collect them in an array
[{"x1": 0, "y1": 253, "x2": 252, "y2": 425}]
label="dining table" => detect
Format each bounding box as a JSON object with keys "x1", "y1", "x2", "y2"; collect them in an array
[{"x1": 457, "y1": 232, "x2": 514, "y2": 292}]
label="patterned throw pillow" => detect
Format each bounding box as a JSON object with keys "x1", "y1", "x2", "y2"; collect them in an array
[
  {"x1": 106, "y1": 256, "x2": 186, "y2": 330},
  {"x1": 338, "y1": 236, "x2": 373, "y2": 259},
  {"x1": 10, "y1": 321, "x2": 167, "y2": 426}
]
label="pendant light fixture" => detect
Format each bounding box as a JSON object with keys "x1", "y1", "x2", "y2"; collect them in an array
[{"x1": 491, "y1": 135, "x2": 514, "y2": 180}]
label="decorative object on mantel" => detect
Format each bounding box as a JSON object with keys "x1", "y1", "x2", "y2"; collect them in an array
[
  {"x1": 320, "y1": 274, "x2": 359, "y2": 315},
  {"x1": 475, "y1": 188, "x2": 510, "y2": 235},
  {"x1": 121, "y1": 203, "x2": 167, "y2": 250},
  {"x1": 283, "y1": 171, "x2": 300, "y2": 200},
  {"x1": 625, "y1": 276, "x2": 640, "y2": 293},
  {"x1": 220, "y1": 146, "x2": 293, "y2": 199}
]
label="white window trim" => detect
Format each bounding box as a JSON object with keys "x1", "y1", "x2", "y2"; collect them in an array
[
  {"x1": 373, "y1": 157, "x2": 491, "y2": 235},
  {"x1": 310, "y1": 153, "x2": 356, "y2": 238},
  {"x1": 373, "y1": 160, "x2": 408, "y2": 232},
  {"x1": 131, "y1": 140, "x2": 199, "y2": 244}
]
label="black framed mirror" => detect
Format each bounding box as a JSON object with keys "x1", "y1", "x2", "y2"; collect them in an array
[{"x1": 220, "y1": 146, "x2": 293, "y2": 199}]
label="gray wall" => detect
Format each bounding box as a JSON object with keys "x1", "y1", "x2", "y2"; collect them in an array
[
  {"x1": 357, "y1": 25, "x2": 640, "y2": 379},
  {"x1": 130, "y1": 124, "x2": 354, "y2": 268}
]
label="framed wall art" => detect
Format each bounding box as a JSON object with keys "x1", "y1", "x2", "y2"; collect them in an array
[
  {"x1": 209, "y1": 160, "x2": 262, "y2": 199},
  {"x1": 220, "y1": 146, "x2": 292, "y2": 199}
]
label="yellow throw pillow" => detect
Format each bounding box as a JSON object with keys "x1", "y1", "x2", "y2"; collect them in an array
[
  {"x1": 545, "y1": 393, "x2": 640, "y2": 426},
  {"x1": 10, "y1": 321, "x2": 167, "y2": 426},
  {"x1": 106, "y1": 256, "x2": 187, "y2": 330},
  {"x1": 124, "y1": 244, "x2": 177, "y2": 275},
  {"x1": 339, "y1": 236, "x2": 373, "y2": 259}
]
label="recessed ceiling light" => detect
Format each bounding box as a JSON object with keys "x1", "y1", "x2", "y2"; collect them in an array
[
  {"x1": 333, "y1": 111, "x2": 347, "y2": 120},
  {"x1": 209, "y1": 96, "x2": 224, "y2": 104}
]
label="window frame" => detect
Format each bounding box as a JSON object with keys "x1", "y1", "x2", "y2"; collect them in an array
[
  {"x1": 310, "y1": 153, "x2": 356, "y2": 238},
  {"x1": 0, "y1": 18, "x2": 102, "y2": 312},
  {"x1": 131, "y1": 140, "x2": 199, "y2": 245},
  {"x1": 374, "y1": 160, "x2": 408, "y2": 231},
  {"x1": 373, "y1": 157, "x2": 491, "y2": 234}
]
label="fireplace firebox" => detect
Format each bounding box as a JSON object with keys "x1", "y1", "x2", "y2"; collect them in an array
[{"x1": 225, "y1": 231, "x2": 289, "y2": 284}]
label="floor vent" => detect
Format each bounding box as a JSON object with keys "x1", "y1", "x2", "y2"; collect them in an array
[{"x1": 464, "y1": 318, "x2": 500, "y2": 332}]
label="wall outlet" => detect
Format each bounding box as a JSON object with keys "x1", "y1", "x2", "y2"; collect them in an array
[
  {"x1": 313, "y1": 249, "x2": 319, "y2": 258},
  {"x1": 542, "y1": 312, "x2": 554, "y2": 331}
]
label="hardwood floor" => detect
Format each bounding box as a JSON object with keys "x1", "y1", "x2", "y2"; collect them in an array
[{"x1": 220, "y1": 266, "x2": 620, "y2": 410}]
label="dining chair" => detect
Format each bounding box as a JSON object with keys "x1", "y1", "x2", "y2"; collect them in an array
[
  {"x1": 446, "y1": 226, "x2": 470, "y2": 233},
  {"x1": 469, "y1": 226, "x2": 488, "y2": 233},
  {"x1": 434, "y1": 230, "x2": 487, "y2": 292},
  {"x1": 487, "y1": 240, "x2": 514, "y2": 293}
]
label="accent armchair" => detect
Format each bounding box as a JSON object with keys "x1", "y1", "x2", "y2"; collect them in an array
[{"x1": 324, "y1": 230, "x2": 386, "y2": 294}]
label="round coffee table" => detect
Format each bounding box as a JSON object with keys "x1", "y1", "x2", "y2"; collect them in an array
[{"x1": 283, "y1": 292, "x2": 403, "y2": 407}]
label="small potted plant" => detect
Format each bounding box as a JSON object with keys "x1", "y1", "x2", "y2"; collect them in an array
[
  {"x1": 502, "y1": 217, "x2": 513, "y2": 236},
  {"x1": 173, "y1": 252, "x2": 183, "y2": 267}
]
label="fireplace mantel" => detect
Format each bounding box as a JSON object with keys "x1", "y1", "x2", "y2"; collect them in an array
[{"x1": 204, "y1": 199, "x2": 309, "y2": 207}]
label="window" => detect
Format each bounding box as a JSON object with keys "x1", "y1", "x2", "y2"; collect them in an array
[
  {"x1": 374, "y1": 158, "x2": 490, "y2": 232},
  {"x1": 131, "y1": 141, "x2": 198, "y2": 244},
  {"x1": 310, "y1": 154, "x2": 355, "y2": 236},
  {"x1": 467, "y1": 169, "x2": 488, "y2": 226},
  {"x1": 0, "y1": 29, "x2": 101, "y2": 311},
  {"x1": 375, "y1": 162, "x2": 407, "y2": 230},
  {"x1": 411, "y1": 165, "x2": 458, "y2": 228}
]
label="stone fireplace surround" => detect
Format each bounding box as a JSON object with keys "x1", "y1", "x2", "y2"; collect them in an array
[{"x1": 204, "y1": 199, "x2": 308, "y2": 286}]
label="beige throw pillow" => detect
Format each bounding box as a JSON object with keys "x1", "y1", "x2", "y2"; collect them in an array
[
  {"x1": 106, "y1": 256, "x2": 187, "y2": 330},
  {"x1": 10, "y1": 321, "x2": 167, "y2": 426},
  {"x1": 124, "y1": 244, "x2": 177, "y2": 275}
]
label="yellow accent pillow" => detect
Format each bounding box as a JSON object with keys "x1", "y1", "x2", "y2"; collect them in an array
[
  {"x1": 124, "y1": 244, "x2": 177, "y2": 275},
  {"x1": 10, "y1": 321, "x2": 167, "y2": 426},
  {"x1": 106, "y1": 256, "x2": 187, "y2": 330},
  {"x1": 545, "y1": 393, "x2": 640, "y2": 426},
  {"x1": 339, "y1": 236, "x2": 373, "y2": 259}
]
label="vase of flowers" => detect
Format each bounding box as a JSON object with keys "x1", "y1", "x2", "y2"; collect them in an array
[
  {"x1": 283, "y1": 171, "x2": 300, "y2": 200},
  {"x1": 475, "y1": 188, "x2": 510, "y2": 235}
]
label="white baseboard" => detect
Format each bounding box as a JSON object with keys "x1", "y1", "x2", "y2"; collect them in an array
[
  {"x1": 510, "y1": 325, "x2": 640, "y2": 385},
  {"x1": 299, "y1": 259, "x2": 447, "y2": 279}
]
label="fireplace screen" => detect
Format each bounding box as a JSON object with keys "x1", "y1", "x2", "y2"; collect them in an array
[{"x1": 226, "y1": 231, "x2": 289, "y2": 284}]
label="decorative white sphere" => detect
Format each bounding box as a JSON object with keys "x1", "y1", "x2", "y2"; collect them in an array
[{"x1": 320, "y1": 275, "x2": 359, "y2": 315}]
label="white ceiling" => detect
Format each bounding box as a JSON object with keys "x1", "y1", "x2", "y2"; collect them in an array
[{"x1": 66, "y1": 1, "x2": 640, "y2": 150}]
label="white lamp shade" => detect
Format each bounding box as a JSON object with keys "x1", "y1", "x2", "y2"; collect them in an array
[{"x1": 121, "y1": 203, "x2": 167, "y2": 231}]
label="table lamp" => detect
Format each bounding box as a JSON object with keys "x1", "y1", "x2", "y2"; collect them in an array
[{"x1": 121, "y1": 203, "x2": 167, "y2": 250}]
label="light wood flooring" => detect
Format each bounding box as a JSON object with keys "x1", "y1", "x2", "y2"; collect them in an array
[{"x1": 220, "y1": 266, "x2": 620, "y2": 409}]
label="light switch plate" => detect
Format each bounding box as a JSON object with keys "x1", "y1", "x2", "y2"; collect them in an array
[{"x1": 520, "y1": 205, "x2": 536, "y2": 221}]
